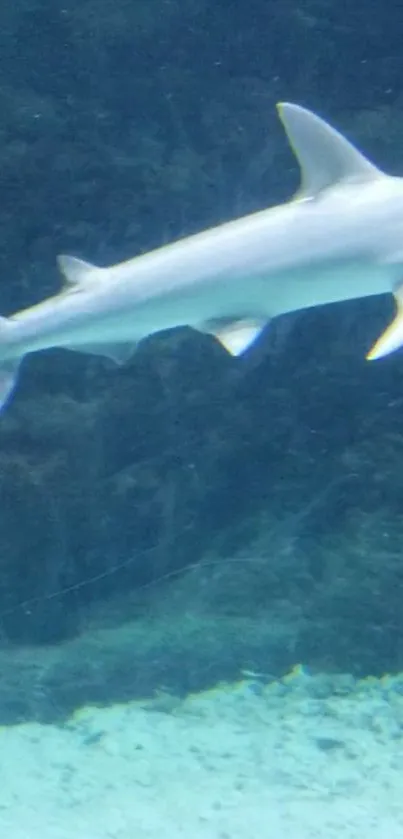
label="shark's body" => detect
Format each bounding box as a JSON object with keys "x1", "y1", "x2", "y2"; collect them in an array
[{"x1": 0, "y1": 102, "x2": 402, "y2": 409}]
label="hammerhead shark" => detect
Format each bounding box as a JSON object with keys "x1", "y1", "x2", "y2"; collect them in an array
[{"x1": 0, "y1": 102, "x2": 402, "y2": 410}]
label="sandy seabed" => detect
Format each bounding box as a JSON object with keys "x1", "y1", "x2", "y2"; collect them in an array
[{"x1": 1, "y1": 668, "x2": 403, "y2": 839}]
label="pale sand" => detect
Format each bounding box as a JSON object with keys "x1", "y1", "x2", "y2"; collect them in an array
[{"x1": 1, "y1": 670, "x2": 403, "y2": 838}]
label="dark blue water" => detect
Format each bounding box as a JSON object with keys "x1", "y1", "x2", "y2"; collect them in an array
[{"x1": 0, "y1": 0, "x2": 402, "y2": 726}]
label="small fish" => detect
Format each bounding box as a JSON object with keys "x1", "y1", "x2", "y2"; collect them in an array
[{"x1": 0, "y1": 102, "x2": 402, "y2": 410}]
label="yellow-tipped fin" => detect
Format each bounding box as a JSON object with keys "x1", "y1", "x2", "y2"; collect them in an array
[{"x1": 367, "y1": 290, "x2": 403, "y2": 360}]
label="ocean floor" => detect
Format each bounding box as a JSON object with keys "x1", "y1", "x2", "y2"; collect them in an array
[{"x1": 1, "y1": 666, "x2": 403, "y2": 839}]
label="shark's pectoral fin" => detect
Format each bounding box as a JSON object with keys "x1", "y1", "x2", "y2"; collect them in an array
[
  {"x1": 277, "y1": 103, "x2": 383, "y2": 200},
  {"x1": 66, "y1": 342, "x2": 136, "y2": 364},
  {"x1": 367, "y1": 288, "x2": 403, "y2": 361},
  {"x1": 202, "y1": 318, "x2": 267, "y2": 355}
]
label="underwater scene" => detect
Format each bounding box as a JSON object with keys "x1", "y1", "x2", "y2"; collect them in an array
[{"x1": 1, "y1": 0, "x2": 403, "y2": 836}]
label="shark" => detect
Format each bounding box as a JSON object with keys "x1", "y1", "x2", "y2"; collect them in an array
[{"x1": 0, "y1": 101, "x2": 402, "y2": 411}]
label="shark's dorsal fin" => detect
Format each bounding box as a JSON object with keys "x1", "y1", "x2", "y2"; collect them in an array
[
  {"x1": 58, "y1": 255, "x2": 101, "y2": 289},
  {"x1": 277, "y1": 103, "x2": 383, "y2": 200}
]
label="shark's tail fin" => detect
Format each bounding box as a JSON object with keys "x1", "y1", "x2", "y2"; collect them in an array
[{"x1": 0, "y1": 316, "x2": 20, "y2": 411}]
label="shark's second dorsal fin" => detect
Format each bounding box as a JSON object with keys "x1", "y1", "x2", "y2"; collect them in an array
[
  {"x1": 58, "y1": 255, "x2": 101, "y2": 290},
  {"x1": 277, "y1": 103, "x2": 383, "y2": 200}
]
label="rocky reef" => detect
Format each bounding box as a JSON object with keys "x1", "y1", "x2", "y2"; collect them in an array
[{"x1": 0, "y1": 0, "x2": 403, "y2": 720}]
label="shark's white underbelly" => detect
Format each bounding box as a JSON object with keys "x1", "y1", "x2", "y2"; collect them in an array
[
  {"x1": 144, "y1": 257, "x2": 391, "y2": 328},
  {"x1": 263, "y1": 259, "x2": 391, "y2": 316},
  {"x1": 5, "y1": 255, "x2": 392, "y2": 360}
]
